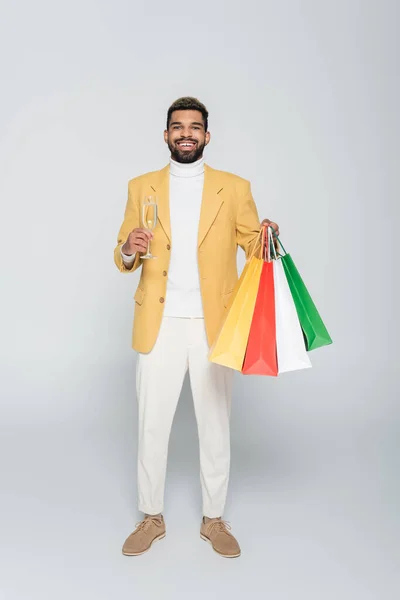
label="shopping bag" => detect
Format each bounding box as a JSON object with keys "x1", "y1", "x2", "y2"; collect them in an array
[
  {"x1": 208, "y1": 257, "x2": 263, "y2": 370},
  {"x1": 242, "y1": 228, "x2": 278, "y2": 376},
  {"x1": 208, "y1": 231, "x2": 264, "y2": 371},
  {"x1": 276, "y1": 239, "x2": 332, "y2": 351},
  {"x1": 273, "y1": 258, "x2": 312, "y2": 373}
]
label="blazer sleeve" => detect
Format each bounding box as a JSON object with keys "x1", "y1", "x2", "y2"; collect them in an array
[
  {"x1": 114, "y1": 179, "x2": 142, "y2": 273},
  {"x1": 235, "y1": 180, "x2": 261, "y2": 261}
]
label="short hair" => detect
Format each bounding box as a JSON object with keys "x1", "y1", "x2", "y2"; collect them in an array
[{"x1": 166, "y1": 96, "x2": 209, "y2": 131}]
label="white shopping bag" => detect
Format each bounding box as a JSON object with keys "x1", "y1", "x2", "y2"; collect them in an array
[{"x1": 273, "y1": 259, "x2": 312, "y2": 373}]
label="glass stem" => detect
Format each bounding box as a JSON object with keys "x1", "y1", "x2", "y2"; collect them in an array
[{"x1": 147, "y1": 238, "x2": 150, "y2": 255}]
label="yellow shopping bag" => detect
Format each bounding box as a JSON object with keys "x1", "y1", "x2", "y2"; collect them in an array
[{"x1": 208, "y1": 230, "x2": 265, "y2": 371}]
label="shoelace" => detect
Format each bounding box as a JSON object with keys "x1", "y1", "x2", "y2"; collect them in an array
[
  {"x1": 134, "y1": 516, "x2": 163, "y2": 532},
  {"x1": 206, "y1": 519, "x2": 232, "y2": 536}
]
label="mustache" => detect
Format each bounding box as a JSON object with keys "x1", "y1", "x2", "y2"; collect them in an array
[{"x1": 175, "y1": 139, "x2": 197, "y2": 144}]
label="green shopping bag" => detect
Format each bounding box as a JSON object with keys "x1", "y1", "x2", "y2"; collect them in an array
[{"x1": 275, "y1": 236, "x2": 332, "y2": 351}]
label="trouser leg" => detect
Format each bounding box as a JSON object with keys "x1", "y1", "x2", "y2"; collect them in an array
[
  {"x1": 136, "y1": 317, "x2": 188, "y2": 514},
  {"x1": 188, "y1": 318, "x2": 234, "y2": 518}
]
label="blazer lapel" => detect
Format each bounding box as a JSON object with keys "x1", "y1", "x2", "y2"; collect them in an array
[
  {"x1": 149, "y1": 162, "x2": 224, "y2": 247},
  {"x1": 197, "y1": 163, "x2": 224, "y2": 248},
  {"x1": 149, "y1": 165, "x2": 171, "y2": 242}
]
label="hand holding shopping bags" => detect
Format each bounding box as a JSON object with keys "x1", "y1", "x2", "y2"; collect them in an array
[{"x1": 208, "y1": 225, "x2": 332, "y2": 376}]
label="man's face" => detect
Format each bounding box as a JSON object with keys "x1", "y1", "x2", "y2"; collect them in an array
[{"x1": 164, "y1": 110, "x2": 210, "y2": 163}]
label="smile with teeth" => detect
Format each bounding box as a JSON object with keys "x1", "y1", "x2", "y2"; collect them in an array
[{"x1": 177, "y1": 141, "x2": 196, "y2": 149}]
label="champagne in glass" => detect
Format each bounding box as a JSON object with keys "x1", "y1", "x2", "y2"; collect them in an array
[{"x1": 141, "y1": 196, "x2": 158, "y2": 259}]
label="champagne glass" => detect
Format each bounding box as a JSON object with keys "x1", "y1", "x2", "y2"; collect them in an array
[{"x1": 141, "y1": 195, "x2": 158, "y2": 259}]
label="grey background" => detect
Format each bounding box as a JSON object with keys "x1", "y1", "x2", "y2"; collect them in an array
[{"x1": 0, "y1": 0, "x2": 398, "y2": 598}]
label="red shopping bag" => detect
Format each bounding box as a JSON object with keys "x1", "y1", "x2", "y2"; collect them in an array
[{"x1": 242, "y1": 230, "x2": 278, "y2": 376}]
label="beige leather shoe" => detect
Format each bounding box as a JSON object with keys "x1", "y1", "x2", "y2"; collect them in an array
[
  {"x1": 122, "y1": 514, "x2": 166, "y2": 556},
  {"x1": 200, "y1": 517, "x2": 241, "y2": 558}
]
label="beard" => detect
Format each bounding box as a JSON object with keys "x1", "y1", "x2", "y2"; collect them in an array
[{"x1": 168, "y1": 139, "x2": 205, "y2": 163}]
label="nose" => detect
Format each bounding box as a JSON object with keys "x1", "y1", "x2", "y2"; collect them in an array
[{"x1": 180, "y1": 127, "x2": 193, "y2": 138}]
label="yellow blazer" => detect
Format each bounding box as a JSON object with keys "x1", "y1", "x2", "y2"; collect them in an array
[{"x1": 114, "y1": 163, "x2": 262, "y2": 353}]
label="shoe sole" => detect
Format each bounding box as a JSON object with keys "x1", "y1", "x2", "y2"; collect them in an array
[
  {"x1": 122, "y1": 532, "x2": 166, "y2": 556},
  {"x1": 200, "y1": 533, "x2": 241, "y2": 558}
]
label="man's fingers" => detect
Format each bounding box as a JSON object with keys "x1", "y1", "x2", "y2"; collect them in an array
[
  {"x1": 122, "y1": 229, "x2": 153, "y2": 254},
  {"x1": 134, "y1": 242, "x2": 148, "y2": 252},
  {"x1": 135, "y1": 228, "x2": 153, "y2": 239},
  {"x1": 135, "y1": 237, "x2": 149, "y2": 247},
  {"x1": 270, "y1": 223, "x2": 279, "y2": 236},
  {"x1": 261, "y1": 220, "x2": 279, "y2": 236},
  {"x1": 134, "y1": 233, "x2": 150, "y2": 244}
]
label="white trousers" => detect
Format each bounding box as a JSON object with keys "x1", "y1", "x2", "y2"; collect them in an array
[{"x1": 135, "y1": 316, "x2": 234, "y2": 518}]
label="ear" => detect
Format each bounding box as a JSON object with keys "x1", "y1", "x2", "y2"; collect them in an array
[
  {"x1": 205, "y1": 131, "x2": 211, "y2": 145},
  {"x1": 163, "y1": 130, "x2": 168, "y2": 144}
]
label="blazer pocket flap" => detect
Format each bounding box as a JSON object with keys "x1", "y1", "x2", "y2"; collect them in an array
[{"x1": 134, "y1": 286, "x2": 145, "y2": 305}]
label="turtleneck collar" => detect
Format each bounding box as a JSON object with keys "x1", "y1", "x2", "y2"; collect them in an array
[{"x1": 169, "y1": 156, "x2": 205, "y2": 178}]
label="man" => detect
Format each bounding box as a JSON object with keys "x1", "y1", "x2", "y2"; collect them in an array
[{"x1": 114, "y1": 97, "x2": 279, "y2": 558}]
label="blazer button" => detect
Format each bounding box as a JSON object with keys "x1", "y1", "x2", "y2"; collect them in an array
[
  {"x1": 166, "y1": 244, "x2": 171, "y2": 250},
  {"x1": 159, "y1": 297, "x2": 165, "y2": 303},
  {"x1": 163, "y1": 271, "x2": 167, "y2": 276}
]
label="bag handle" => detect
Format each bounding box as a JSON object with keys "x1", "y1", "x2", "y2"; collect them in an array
[
  {"x1": 247, "y1": 224, "x2": 285, "y2": 262},
  {"x1": 246, "y1": 228, "x2": 264, "y2": 262},
  {"x1": 260, "y1": 225, "x2": 267, "y2": 260},
  {"x1": 270, "y1": 227, "x2": 287, "y2": 255},
  {"x1": 259, "y1": 224, "x2": 277, "y2": 262},
  {"x1": 260, "y1": 225, "x2": 275, "y2": 262},
  {"x1": 266, "y1": 225, "x2": 277, "y2": 262}
]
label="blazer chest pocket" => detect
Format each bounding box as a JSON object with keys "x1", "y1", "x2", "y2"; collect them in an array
[{"x1": 134, "y1": 286, "x2": 145, "y2": 305}]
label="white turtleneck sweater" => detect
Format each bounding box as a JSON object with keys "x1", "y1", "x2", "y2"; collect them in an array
[{"x1": 121, "y1": 156, "x2": 205, "y2": 318}]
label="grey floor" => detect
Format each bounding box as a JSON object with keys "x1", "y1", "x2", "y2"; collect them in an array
[{"x1": 1, "y1": 363, "x2": 398, "y2": 600}]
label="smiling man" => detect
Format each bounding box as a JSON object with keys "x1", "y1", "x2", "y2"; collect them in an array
[{"x1": 114, "y1": 96, "x2": 279, "y2": 558}]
